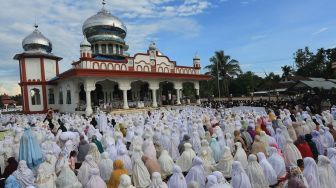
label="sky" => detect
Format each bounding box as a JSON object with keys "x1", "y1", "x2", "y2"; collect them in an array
[{"x1": 0, "y1": 0, "x2": 335, "y2": 95}]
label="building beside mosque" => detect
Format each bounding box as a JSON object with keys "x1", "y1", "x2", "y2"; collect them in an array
[{"x1": 14, "y1": 3, "x2": 211, "y2": 115}]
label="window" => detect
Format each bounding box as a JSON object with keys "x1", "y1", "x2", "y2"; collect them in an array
[
  {"x1": 66, "y1": 85, "x2": 71, "y2": 104},
  {"x1": 102, "y1": 44, "x2": 107, "y2": 54},
  {"x1": 48, "y1": 88, "x2": 55, "y2": 104},
  {"x1": 108, "y1": 44, "x2": 113, "y2": 54},
  {"x1": 95, "y1": 44, "x2": 99, "y2": 53},
  {"x1": 30, "y1": 88, "x2": 41, "y2": 105},
  {"x1": 59, "y1": 88, "x2": 63, "y2": 104},
  {"x1": 116, "y1": 45, "x2": 119, "y2": 55}
]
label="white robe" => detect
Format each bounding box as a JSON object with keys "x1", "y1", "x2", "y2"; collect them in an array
[
  {"x1": 167, "y1": 165, "x2": 187, "y2": 188},
  {"x1": 118, "y1": 174, "x2": 135, "y2": 188},
  {"x1": 256, "y1": 152, "x2": 277, "y2": 186},
  {"x1": 158, "y1": 150, "x2": 174, "y2": 178},
  {"x1": 327, "y1": 147, "x2": 336, "y2": 175},
  {"x1": 148, "y1": 172, "x2": 168, "y2": 188},
  {"x1": 35, "y1": 155, "x2": 56, "y2": 188},
  {"x1": 318, "y1": 155, "x2": 336, "y2": 188},
  {"x1": 85, "y1": 168, "x2": 107, "y2": 188},
  {"x1": 56, "y1": 164, "x2": 82, "y2": 188},
  {"x1": 267, "y1": 147, "x2": 286, "y2": 178},
  {"x1": 233, "y1": 142, "x2": 248, "y2": 169},
  {"x1": 185, "y1": 157, "x2": 206, "y2": 188},
  {"x1": 176, "y1": 143, "x2": 196, "y2": 172},
  {"x1": 283, "y1": 138, "x2": 302, "y2": 166},
  {"x1": 99, "y1": 152, "x2": 114, "y2": 181},
  {"x1": 303, "y1": 157, "x2": 321, "y2": 188},
  {"x1": 231, "y1": 161, "x2": 252, "y2": 188},
  {"x1": 132, "y1": 157, "x2": 151, "y2": 188},
  {"x1": 77, "y1": 155, "x2": 99, "y2": 186},
  {"x1": 215, "y1": 146, "x2": 233, "y2": 178},
  {"x1": 246, "y1": 154, "x2": 269, "y2": 188}
]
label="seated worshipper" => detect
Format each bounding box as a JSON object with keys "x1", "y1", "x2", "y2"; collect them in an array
[
  {"x1": 187, "y1": 181, "x2": 200, "y2": 188},
  {"x1": 69, "y1": 150, "x2": 77, "y2": 171},
  {"x1": 131, "y1": 157, "x2": 151, "y2": 188},
  {"x1": 212, "y1": 171, "x2": 231, "y2": 188},
  {"x1": 251, "y1": 135, "x2": 267, "y2": 155},
  {"x1": 294, "y1": 135, "x2": 314, "y2": 159},
  {"x1": 178, "y1": 135, "x2": 192, "y2": 154},
  {"x1": 142, "y1": 134, "x2": 157, "y2": 160},
  {"x1": 77, "y1": 135, "x2": 90, "y2": 163},
  {"x1": 233, "y1": 142, "x2": 248, "y2": 169},
  {"x1": 6, "y1": 160, "x2": 35, "y2": 188},
  {"x1": 55, "y1": 164, "x2": 82, "y2": 188},
  {"x1": 283, "y1": 138, "x2": 302, "y2": 167},
  {"x1": 199, "y1": 150, "x2": 215, "y2": 176},
  {"x1": 158, "y1": 150, "x2": 174, "y2": 180},
  {"x1": 108, "y1": 160, "x2": 128, "y2": 188},
  {"x1": 87, "y1": 143, "x2": 101, "y2": 164},
  {"x1": 231, "y1": 161, "x2": 252, "y2": 188},
  {"x1": 233, "y1": 130, "x2": 248, "y2": 152},
  {"x1": 35, "y1": 154, "x2": 56, "y2": 188},
  {"x1": 92, "y1": 135, "x2": 104, "y2": 153},
  {"x1": 167, "y1": 165, "x2": 187, "y2": 188},
  {"x1": 142, "y1": 155, "x2": 161, "y2": 177},
  {"x1": 0, "y1": 157, "x2": 18, "y2": 183},
  {"x1": 311, "y1": 130, "x2": 325, "y2": 155},
  {"x1": 302, "y1": 157, "x2": 320, "y2": 188},
  {"x1": 305, "y1": 134, "x2": 319, "y2": 160},
  {"x1": 86, "y1": 168, "x2": 107, "y2": 188},
  {"x1": 317, "y1": 155, "x2": 336, "y2": 188},
  {"x1": 205, "y1": 175, "x2": 218, "y2": 188},
  {"x1": 246, "y1": 154, "x2": 269, "y2": 188},
  {"x1": 327, "y1": 148, "x2": 336, "y2": 174},
  {"x1": 116, "y1": 148, "x2": 132, "y2": 175},
  {"x1": 209, "y1": 137, "x2": 221, "y2": 163},
  {"x1": 286, "y1": 166, "x2": 308, "y2": 188},
  {"x1": 176, "y1": 143, "x2": 196, "y2": 175},
  {"x1": 118, "y1": 174, "x2": 135, "y2": 188},
  {"x1": 267, "y1": 147, "x2": 286, "y2": 179},
  {"x1": 148, "y1": 172, "x2": 168, "y2": 188},
  {"x1": 99, "y1": 152, "x2": 114, "y2": 182},
  {"x1": 257, "y1": 152, "x2": 278, "y2": 186},
  {"x1": 185, "y1": 157, "x2": 206, "y2": 188},
  {"x1": 215, "y1": 146, "x2": 233, "y2": 179},
  {"x1": 19, "y1": 127, "x2": 43, "y2": 169},
  {"x1": 77, "y1": 155, "x2": 99, "y2": 186}
]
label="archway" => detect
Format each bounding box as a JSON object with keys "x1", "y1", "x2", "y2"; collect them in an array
[
  {"x1": 182, "y1": 82, "x2": 196, "y2": 104},
  {"x1": 130, "y1": 80, "x2": 150, "y2": 108},
  {"x1": 159, "y1": 81, "x2": 175, "y2": 105}
]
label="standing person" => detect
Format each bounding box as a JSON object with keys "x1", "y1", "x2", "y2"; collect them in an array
[
  {"x1": 19, "y1": 127, "x2": 43, "y2": 169},
  {"x1": 294, "y1": 136, "x2": 313, "y2": 159},
  {"x1": 303, "y1": 157, "x2": 320, "y2": 188},
  {"x1": 77, "y1": 135, "x2": 90, "y2": 163},
  {"x1": 69, "y1": 150, "x2": 77, "y2": 171},
  {"x1": 231, "y1": 161, "x2": 252, "y2": 188}
]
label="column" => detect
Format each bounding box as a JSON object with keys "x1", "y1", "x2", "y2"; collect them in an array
[
  {"x1": 176, "y1": 89, "x2": 181, "y2": 105},
  {"x1": 149, "y1": 81, "x2": 159, "y2": 108},
  {"x1": 85, "y1": 89, "x2": 93, "y2": 116},
  {"x1": 122, "y1": 90, "x2": 129, "y2": 109},
  {"x1": 196, "y1": 89, "x2": 201, "y2": 105},
  {"x1": 152, "y1": 89, "x2": 158, "y2": 107}
]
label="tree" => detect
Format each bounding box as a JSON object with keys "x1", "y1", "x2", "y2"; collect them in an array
[
  {"x1": 205, "y1": 50, "x2": 242, "y2": 97},
  {"x1": 281, "y1": 65, "x2": 293, "y2": 81},
  {"x1": 229, "y1": 71, "x2": 263, "y2": 96}
]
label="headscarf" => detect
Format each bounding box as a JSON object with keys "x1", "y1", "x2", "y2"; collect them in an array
[
  {"x1": 215, "y1": 146, "x2": 233, "y2": 178},
  {"x1": 19, "y1": 128, "x2": 43, "y2": 168},
  {"x1": 142, "y1": 155, "x2": 161, "y2": 176},
  {"x1": 256, "y1": 152, "x2": 277, "y2": 186},
  {"x1": 35, "y1": 154, "x2": 56, "y2": 188},
  {"x1": 303, "y1": 157, "x2": 320, "y2": 188},
  {"x1": 12, "y1": 160, "x2": 35, "y2": 188},
  {"x1": 88, "y1": 143, "x2": 101, "y2": 164},
  {"x1": 108, "y1": 160, "x2": 129, "y2": 188},
  {"x1": 92, "y1": 136, "x2": 104, "y2": 153},
  {"x1": 283, "y1": 138, "x2": 302, "y2": 166},
  {"x1": 167, "y1": 165, "x2": 187, "y2": 188},
  {"x1": 267, "y1": 147, "x2": 286, "y2": 178},
  {"x1": 86, "y1": 168, "x2": 107, "y2": 188},
  {"x1": 231, "y1": 161, "x2": 252, "y2": 188},
  {"x1": 205, "y1": 175, "x2": 218, "y2": 188},
  {"x1": 246, "y1": 154, "x2": 269, "y2": 188},
  {"x1": 318, "y1": 155, "x2": 336, "y2": 188},
  {"x1": 132, "y1": 157, "x2": 151, "y2": 188},
  {"x1": 176, "y1": 143, "x2": 196, "y2": 172},
  {"x1": 210, "y1": 137, "x2": 221, "y2": 162},
  {"x1": 158, "y1": 150, "x2": 174, "y2": 179},
  {"x1": 148, "y1": 172, "x2": 168, "y2": 188},
  {"x1": 185, "y1": 157, "x2": 206, "y2": 188},
  {"x1": 327, "y1": 148, "x2": 336, "y2": 175},
  {"x1": 99, "y1": 152, "x2": 114, "y2": 181},
  {"x1": 251, "y1": 135, "x2": 267, "y2": 155},
  {"x1": 118, "y1": 174, "x2": 135, "y2": 188},
  {"x1": 56, "y1": 164, "x2": 82, "y2": 188},
  {"x1": 78, "y1": 155, "x2": 99, "y2": 186},
  {"x1": 115, "y1": 148, "x2": 132, "y2": 175},
  {"x1": 212, "y1": 171, "x2": 231, "y2": 187},
  {"x1": 233, "y1": 142, "x2": 248, "y2": 169}
]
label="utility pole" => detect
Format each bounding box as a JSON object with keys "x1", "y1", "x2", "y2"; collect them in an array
[{"x1": 217, "y1": 61, "x2": 221, "y2": 101}]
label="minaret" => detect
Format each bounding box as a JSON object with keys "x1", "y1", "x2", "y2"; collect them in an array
[
  {"x1": 193, "y1": 53, "x2": 201, "y2": 74},
  {"x1": 80, "y1": 36, "x2": 92, "y2": 58}
]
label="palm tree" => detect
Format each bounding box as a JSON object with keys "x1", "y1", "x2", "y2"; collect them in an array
[
  {"x1": 205, "y1": 50, "x2": 242, "y2": 97},
  {"x1": 281, "y1": 65, "x2": 293, "y2": 81}
]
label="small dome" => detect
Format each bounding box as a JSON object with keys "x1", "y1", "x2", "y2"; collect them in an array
[
  {"x1": 193, "y1": 53, "x2": 200, "y2": 60},
  {"x1": 80, "y1": 36, "x2": 91, "y2": 47},
  {"x1": 22, "y1": 25, "x2": 52, "y2": 53},
  {"x1": 149, "y1": 41, "x2": 156, "y2": 50}
]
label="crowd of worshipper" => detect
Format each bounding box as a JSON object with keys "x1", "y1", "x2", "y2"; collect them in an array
[{"x1": 0, "y1": 105, "x2": 336, "y2": 188}]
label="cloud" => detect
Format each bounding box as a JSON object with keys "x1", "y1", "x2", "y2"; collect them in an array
[
  {"x1": 312, "y1": 27, "x2": 328, "y2": 35},
  {"x1": 0, "y1": 0, "x2": 212, "y2": 95}
]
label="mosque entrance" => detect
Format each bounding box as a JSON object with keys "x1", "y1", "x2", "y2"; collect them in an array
[
  {"x1": 159, "y1": 81, "x2": 175, "y2": 105},
  {"x1": 130, "y1": 80, "x2": 150, "y2": 108},
  {"x1": 182, "y1": 82, "x2": 196, "y2": 104}
]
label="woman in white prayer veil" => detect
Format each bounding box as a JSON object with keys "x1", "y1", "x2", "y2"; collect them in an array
[
  {"x1": 187, "y1": 181, "x2": 200, "y2": 188},
  {"x1": 246, "y1": 154, "x2": 269, "y2": 188},
  {"x1": 118, "y1": 174, "x2": 135, "y2": 188},
  {"x1": 176, "y1": 143, "x2": 196, "y2": 173},
  {"x1": 231, "y1": 161, "x2": 252, "y2": 188},
  {"x1": 167, "y1": 165, "x2": 187, "y2": 188},
  {"x1": 12, "y1": 160, "x2": 35, "y2": 188},
  {"x1": 116, "y1": 148, "x2": 132, "y2": 175},
  {"x1": 205, "y1": 175, "x2": 219, "y2": 188},
  {"x1": 35, "y1": 154, "x2": 56, "y2": 188},
  {"x1": 132, "y1": 156, "x2": 151, "y2": 188},
  {"x1": 160, "y1": 125, "x2": 171, "y2": 151},
  {"x1": 190, "y1": 131, "x2": 202, "y2": 154},
  {"x1": 158, "y1": 150, "x2": 174, "y2": 179},
  {"x1": 199, "y1": 149, "x2": 214, "y2": 176},
  {"x1": 215, "y1": 146, "x2": 233, "y2": 178},
  {"x1": 303, "y1": 157, "x2": 321, "y2": 188},
  {"x1": 148, "y1": 172, "x2": 168, "y2": 188},
  {"x1": 210, "y1": 137, "x2": 221, "y2": 163},
  {"x1": 212, "y1": 171, "x2": 231, "y2": 188},
  {"x1": 318, "y1": 155, "x2": 336, "y2": 188},
  {"x1": 169, "y1": 127, "x2": 180, "y2": 160},
  {"x1": 185, "y1": 157, "x2": 206, "y2": 188},
  {"x1": 85, "y1": 168, "x2": 107, "y2": 188},
  {"x1": 224, "y1": 133, "x2": 234, "y2": 153},
  {"x1": 233, "y1": 142, "x2": 248, "y2": 169},
  {"x1": 200, "y1": 139, "x2": 215, "y2": 164},
  {"x1": 274, "y1": 128, "x2": 286, "y2": 151},
  {"x1": 267, "y1": 147, "x2": 286, "y2": 178},
  {"x1": 77, "y1": 155, "x2": 99, "y2": 186},
  {"x1": 99, "y1": 152, "x2": 114, "y2": 182},
  {"x1": 327, "y1": 147, "x2": 336, "y2": 174},
  {"x1": 142, "y1": 134, "x2": 157, "y2": 160},
  {"x1": 283, "y1": 138, "x2": 302, "y2": 167},
  {"x1": 55, "y1": 163, "x2": 82, "y2": 188},
  {"x1": 256, "y1": 152, "x2": 277, "y2": 186},
  {"x1": 87, "y1": 143, "x2": 101, "y2": 164}
]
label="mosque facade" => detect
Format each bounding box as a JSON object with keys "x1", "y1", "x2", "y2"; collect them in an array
[{"x1": 14, "y1": 3, "x2": 211, "y2": 116}]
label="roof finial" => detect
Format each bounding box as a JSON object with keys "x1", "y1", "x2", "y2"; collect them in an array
[
  {"x1": 34, "y1": 17, "x2": 38, "y2": 29},
  {"x1": 102, "y1": 0, "x2": 106, "y2": 7}
]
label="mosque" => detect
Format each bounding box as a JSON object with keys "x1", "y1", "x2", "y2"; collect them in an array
[{"x1": 14, "y1": 2, "x2": 211, "y2": 116}]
